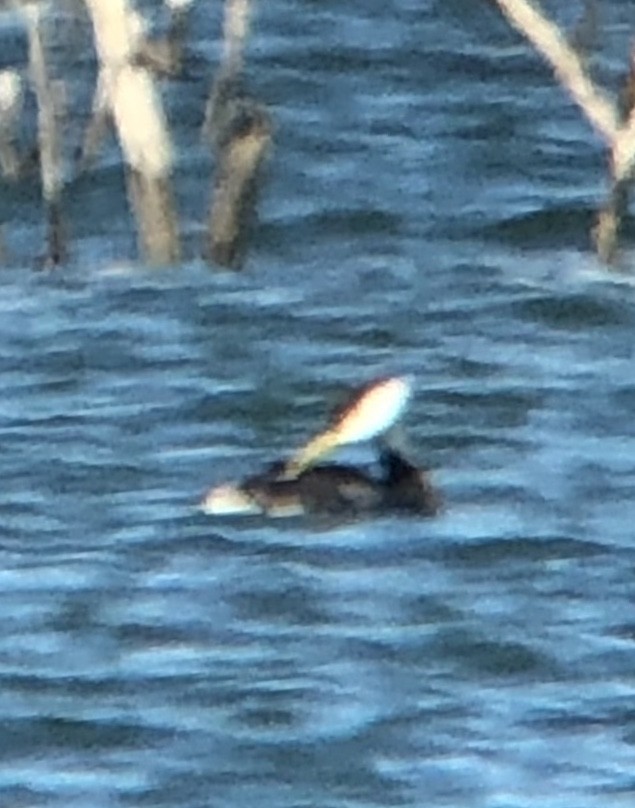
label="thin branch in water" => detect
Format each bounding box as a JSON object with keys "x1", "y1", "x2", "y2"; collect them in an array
[
  {"x1": 491, "y1": 0, "x2": 635, "y2": 262},
  {"x1": 491, "y1": 0, "x2": 618, "y2": 143}
]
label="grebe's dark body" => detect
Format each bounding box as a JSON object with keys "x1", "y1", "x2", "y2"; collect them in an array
[{"x1": 202, "y1": 446, "x2": 440, "y2": 518}]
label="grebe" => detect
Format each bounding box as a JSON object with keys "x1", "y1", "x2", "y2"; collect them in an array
[
  {"x1": 201, "y1": 445, "x2": 440, "y2": 518},
  {"x1": 201, "y1": 375, "x2": 439, "y2": 519}
]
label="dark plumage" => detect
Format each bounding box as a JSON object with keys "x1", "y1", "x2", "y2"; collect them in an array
[{"x1": 202, "y1": 447, "x2": 440, "y2": 518}]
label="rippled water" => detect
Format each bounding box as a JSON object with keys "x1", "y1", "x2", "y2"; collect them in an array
[{"x1": 1, "y1": 1, "x2": 635, "y2": 806}]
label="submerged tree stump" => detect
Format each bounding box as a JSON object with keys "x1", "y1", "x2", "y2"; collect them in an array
[
  {"x1": 206, "y1": 80, "x2": 272, "y2": 268},
  {"x1": 204, "y1": 0, "x2": 272, "y2": 270},
  {"x1": 84, "y1": 0, "x2": 181, "y2": 265}
]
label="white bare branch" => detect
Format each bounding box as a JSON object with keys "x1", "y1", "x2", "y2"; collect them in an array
[{"x1": 492, "y1": 0, "x2": 619, "y2": 144}]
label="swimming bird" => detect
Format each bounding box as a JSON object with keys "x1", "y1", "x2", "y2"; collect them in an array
[
  {"x1": 201, "y1": 374, "x2": 439, "y2": 520},
  {"x1": 201, "y1": 444, "x2": 440, "y2": 518}
]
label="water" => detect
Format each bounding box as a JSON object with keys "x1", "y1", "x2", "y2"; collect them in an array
[{"x1": 1, "y1": 1, "x2": 635, "y2": 806}]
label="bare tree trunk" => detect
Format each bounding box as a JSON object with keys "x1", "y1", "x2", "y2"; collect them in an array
[
  {"x1": 206, "y1": 107, "x2": 271, "y2": 267},
  {"x1": 204, "y1": 0, "x2": 271, "y2": 270},
  {"x1": 83, "y1": 0, "x2": 181, "y2": 265}
]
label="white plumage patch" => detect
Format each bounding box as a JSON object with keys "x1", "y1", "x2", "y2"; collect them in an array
[{"x1": 332, "y1": 375, "x2": 412, "y2": 444}]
